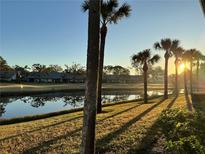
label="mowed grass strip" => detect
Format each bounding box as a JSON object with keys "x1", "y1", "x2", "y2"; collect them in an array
[{"x1": 0, "y1": 95, "x2": 189, "y2": 154}]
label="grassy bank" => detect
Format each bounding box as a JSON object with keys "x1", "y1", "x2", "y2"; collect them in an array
[{"x1": 1, "y1": 94, "x2": 202, "y2": 153}]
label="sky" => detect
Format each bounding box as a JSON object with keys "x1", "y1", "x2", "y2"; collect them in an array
[{"x1": 0, "y1": 0, "x2": 205, "y2": 75}]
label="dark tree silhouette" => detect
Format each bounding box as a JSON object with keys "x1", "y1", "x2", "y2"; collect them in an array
[
  {"x1": 81, "y1": 0, "x2": 100, "y2": 153},
  {"x1": 172, "y1": 46, "x2": 184, "y2": 96},
  {"x1": 154, "y1": 39, "x2": 179, "y2": 99},
  {"x1": 131, "y1": 49, "x2": 160, "y2": 103},
  {"x1": 82, "y1": 0, "x2": 131, "y2": 113}
]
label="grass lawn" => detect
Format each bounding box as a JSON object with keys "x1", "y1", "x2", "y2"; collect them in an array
[{"x1": 0, "y1": 94, "x2": 203, "y2": 153}]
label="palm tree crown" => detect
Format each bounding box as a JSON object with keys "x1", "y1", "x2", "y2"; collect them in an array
[
  {"x1": 82, "y1": 0, "x2": 131, "y2": 25},
  {"x1": 132, "y1": 49, "x2": 160, "y2": 70}
]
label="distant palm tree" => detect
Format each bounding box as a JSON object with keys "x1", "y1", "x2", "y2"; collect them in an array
[
  {"x1": 154, "y1": 39, "x2": 179, "y2": 99},
  {"x1": 186, "y1": 49, "x2": 198, "y2": 94},
  {"x1": 172, "y1": 46, "x2": 184, "y2": 95},
  {"x1": 82, "y1": 0, "x2": 131, "y2": 113},
  {"x1": 81, "y1": 0, "x2": 100, "y2": 153},
  {"x1": 193, "y1": 51, "x2": 205, "y2": 91},
  {"x1": 131, "y1": 49, "x2": 160, "y2": 103},
  {"x1": 182, "y1": 51, "x2": 190, "y2": 95}
]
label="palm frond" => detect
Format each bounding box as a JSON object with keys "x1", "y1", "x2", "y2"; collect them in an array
[
  {"x1": 81, "y1": 0, "x2": 89, "y2": 12},
  {"x1": 153, "y1": 42, "x2": 161, "y2": 50},
  {"x1": 143, "y1": 49, "x2": 151, "y2": 59},
  {"x1": 101, "y1": 0, "x2": 119, "y2": 23},
  {"x1": 109, "y1": 3, "x2": 131, "y2": 24},
  {"x1": 173, "y1": 47, "x2": 184, "y2": 57},
  {"x1": 161, "y1": 38, "x2": 171, "y2": 51},
  {"x1": 149, "y1": 54, "x2": 160, "y2": 65},
  {"x1": 171, "y1": 39, "x2": 180, "y2": 51}
]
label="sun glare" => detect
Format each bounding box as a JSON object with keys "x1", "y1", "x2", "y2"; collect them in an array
[{"x1": 179, "y1": 63, "x2": 185, "y2": 72}]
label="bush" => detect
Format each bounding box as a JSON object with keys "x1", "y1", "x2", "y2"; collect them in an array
[{"x1": 158, "y1": 109, "x2": 205, "y2": 153}]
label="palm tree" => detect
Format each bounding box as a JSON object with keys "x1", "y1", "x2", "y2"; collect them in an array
[
  {"x1": 172, "y1": 46, "x2": 184, "y2": 96},
  {"x1": 82, "y1": 0, "x2": 131, "y2": 113},
  {"x1": 193, "y1": 51, "x2": 205, "y2": 91},
  {"x1": 81, "y1": 0, "x2": 100, "y2": 153},
  {"x1": 131, "y1": 49, "x2": 160, "y2": 103},
  {"x1": 154, "y1": 39, "x2": 179, "y2": 99},
  {"x1": 186, "y1": 49, "x2": 198, "y2": 94},
  {"x1": 200, "y1": 0, "x2": 205, "y2": 15}
]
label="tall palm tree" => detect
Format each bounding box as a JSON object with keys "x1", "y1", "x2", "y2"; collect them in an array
[
  {"x1": 82, "y1": 0, "x2": 131, "y2": 113},
  {"x1": 131, "y1": 49, "x2": 160, "y2": 103},
  {"x1": 182, "y1": 51, "x2": 190, "y2": 96},
  {"x1": 186, "y1": 49, "x2": 198, "y2": 94},
  {"x1": 193, "y1": 51, "x2": 205, "y2": 91},
  {"x1": 154, "y1": 39, "x2": 179, "y2": 99},
  {"x1": 172, "y1": 46, "x2": 184, "y2": 96},
  {"x1": 81, "y1": 0, "x2": 100, "y2": 153}
]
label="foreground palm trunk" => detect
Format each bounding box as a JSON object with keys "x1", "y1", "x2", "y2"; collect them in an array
[
  {"x1": 97, "y1": 24, "x2": 107, "y2": 113},
  {"x1": 81, "y1": 0, "x2": 100, "y2": 153}
]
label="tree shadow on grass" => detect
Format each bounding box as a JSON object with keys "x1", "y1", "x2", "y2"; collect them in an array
[
  {"x1": 98, "y1": 104, "x2": 142, "y2": 122},
  {"x1": 96, "y1": 99, "x2": 165, "y2": 153},
  {"x1": 0, "y1": 115, "x2": 83, "y2": 142},
  {"x1": 127, "y1": 97, "x2": 179, "y2": 154},
  {"x1": 166, "y1": 96, "x2": 177, "y2": 109},
  {"x1": 16, "y1": 103, "x2": 142, "y2": 153}
]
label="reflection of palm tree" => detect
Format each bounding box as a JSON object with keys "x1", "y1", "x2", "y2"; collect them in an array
[
  {"x1": 172, "y1": 46, "x2": 184, "y2": 95},
  {"x1": 154, "y1": 39, "x2": 179, "y2": 99},
  {"x1": 0, "y1": 98, "x2": 12, "y2": 117},
  {"x1": 82, "y1": 0, "x2": 131, "y2": 113},
  {"x1": 21, "y1": 97, "x2": 57, "y2": 108},
  {"x1": 132, "y1": 49, "x2": 160, "y2": 103},
  {"x1": 63, "y1": 96, "x2": 84, "y2": 108}
]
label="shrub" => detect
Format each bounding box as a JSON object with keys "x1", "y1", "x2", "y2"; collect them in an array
[{"x1": 158, "y1": 109, "x2": 205, "y2": 153}]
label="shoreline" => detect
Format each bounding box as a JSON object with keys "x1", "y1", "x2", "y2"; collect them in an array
[
  {"x1": 0, "y1": 95, "x2": 162, "y2": 125},
  {"x1": 0, "y1": 83, "x2": 173, "y2": 97}
]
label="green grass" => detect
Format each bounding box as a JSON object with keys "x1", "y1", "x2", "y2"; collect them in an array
[{"x1": 0, "y1": 94, "x2": 202, "y2": 153}]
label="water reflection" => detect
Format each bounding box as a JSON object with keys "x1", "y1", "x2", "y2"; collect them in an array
[
  {"x1": 0, "y1": 90, "x2": 167, "y2": 119},
  {"x1": 63, "y1": 96, "x2": 84, "y2": 108}
]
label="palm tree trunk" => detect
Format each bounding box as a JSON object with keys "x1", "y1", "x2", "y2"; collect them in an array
[
  {"x1": 190, "y1": 59, "x2": 193, "y2": 94},
  {"x1": 143, "y1": 63, "x2": 148, "y2": 103},
  {"x1": 144, "y1": 70, "x2": 148, "y2": 103},
  {"x1": 97, "y1": 24, "x2": 107, "y2": 113},
  {"x1": 196, "y1": 59, "x2": 199, "y2": 91},
  {"x1": 184, "y1": 64, "x2": 188, "y2": 95},
  {"x1": 164, "y1": 56, "x2": 168, "y2": 99},
  {"x1": 175, "y1": 58, "x2": 179, "y2": 96},
  {"x1": 81, "y1": 0, "x2": 100, "y2": 153}
]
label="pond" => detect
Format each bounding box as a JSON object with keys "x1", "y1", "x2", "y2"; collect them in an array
[{"x1": 0, "y1": 90, "x2": 168, "y2": 119}]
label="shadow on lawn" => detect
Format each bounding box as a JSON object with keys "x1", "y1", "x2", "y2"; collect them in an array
[
  {"x1": 166, "y1": 96, "x2": 177, "y2": 109},
  {"x1": 128, "y1": 96, "x2": 179, "y2": 153},
  {"x1": 15, "y1": 102, "x2": 141, "y2": 153},
  {"x1": 96, "y1": 99, "x2": 165, "y2": 153},
  {"x1": 0, "y1": 115, "x2": 83, "y2": 142}
]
